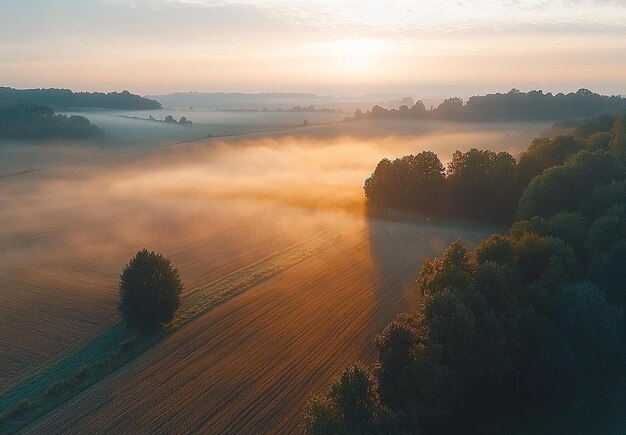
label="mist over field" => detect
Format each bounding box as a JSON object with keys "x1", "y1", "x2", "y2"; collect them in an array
[
  {"x1": 0, "y1": 117, "x2": 544, "y2": 392},
  {"x1": 5, "y1": 117, "x2": 544, "y2": 431},
  {"x1": 2, "y1": 102, "x2": 626, "y2": 435},
  {"x1": 2, "y1": 0, "x2": 625, "y2": 432}
]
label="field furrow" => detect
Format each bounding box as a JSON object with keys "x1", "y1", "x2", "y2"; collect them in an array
[{"x1": 23, "y1": 219, "x2": 490, "y2": 434}]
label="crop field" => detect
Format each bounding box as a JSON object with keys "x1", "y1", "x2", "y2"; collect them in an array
[
  {"x1": 0, "y1": 117, "x2": 548, "y2": 431},
  {"x1": 23, "y1": 219, "x2": 491, "y2": 434}
]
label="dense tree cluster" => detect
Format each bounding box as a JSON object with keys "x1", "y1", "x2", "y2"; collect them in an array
[
  {"x1": 306, "y1": 113, "x2": 626, "y2": 434},
  {"x1": 364, "y1": 149, "x2": 520, "y2": 223},
  {"x1": 0, "y1": 87, "x2": 161, "y2": 110},
  {"x1": 0, "y1": 103, "x2": 103, "y2": 139},
  {"x1": 365, "y1": 113, "x2": 626, "y2": 225},
  {"x1": 364, "y1": 152, "x2": 446, "y2": 216},
  {"x1": 354, "y1": 89, "x2": 626, "y2": 122}
]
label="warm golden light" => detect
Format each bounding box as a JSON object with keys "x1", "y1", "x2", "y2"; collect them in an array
[
  {"x1": 308, "y1": 39, "x2": 386, "y2": 76},
  {"x1": 1, "y1": 0, "x2": 624, "y2": 95}
]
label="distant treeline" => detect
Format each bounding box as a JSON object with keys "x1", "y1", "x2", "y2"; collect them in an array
[
  {"x1": 121, "y1": 114, "x2": 193, "y2": 126},
  {"x1": 0, "y1": 87, "x2": 161, "y2": 110},
  {"x1": 353, "y1": 88, "x2": 626, "y2": 122},
  {"x1": 215, "y1": 105, "x2": 341, "y2": 113},
  {"x1": 147, "y1": 91, "x2": 319, "y2": 109},
  {"x1": 0, "y1": 103, "x2": 103, "y2": 139},
  {"x1": 283, "y1": 105, "x2": 341, "y2": 113},
  {"x1": 306, "y1": 113, "x2": 626, "y2": 434}
]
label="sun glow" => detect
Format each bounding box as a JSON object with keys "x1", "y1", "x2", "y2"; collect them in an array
[{"x1": 309, "y1": 39, "x2": 386, "y2": 76}]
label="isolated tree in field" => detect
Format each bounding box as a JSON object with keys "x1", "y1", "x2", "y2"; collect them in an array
[{"x1": 119, "y1": 249, "x2": 183, "y2": 329}]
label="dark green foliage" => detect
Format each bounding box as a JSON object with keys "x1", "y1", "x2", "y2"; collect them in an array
[
  {"x1": 304, "y1": 366, "x2": 388, "y2": 435},
  {"x1": 0, "y1": 87, "x2": 161, "y2": 110},
  {"x1": 365, "y1": 149, "x2": 518, "y2": 223},
  {"x1": 366, "y1": 114, "x2": 626, "y2": 225},
  {"x1": 356, "y1": 89, "x2": 626, "y2": 122},
  {"x1": 588, "y1": 240, "x2": 626, "y2": 309},
  {"x1": 368, "y1": 235, "x2": 617, "y2": 433},
  {"x1": 376, "y1": 315, "x2": 428, "y2": 429},
  {"x1": 609, "y1": 114, "x2": 626, "y2": 162},
  {"x1": 470, "y1": 263, "x2": 522, "y2": 377},
  {"x1": 308, "y1": 111, "x2": 626, "y2": 435},
  {"x1": 425, "y1": 290, "x2": 477, "y2": 373},
  {"x1": 119, "y1": 249, "x2": 183, "y2": 330},
  {"x1": 364, "y1": 151, "x2": 446, "y2": 215},
  {"x1": 539, "y1": 212, "x2": 587, "y2": 254},
  {"x1": 578, "y1": 180, "x2": 626, "y2": 219},
  {"x1": 514, "y1": 234, "x2": 579, "y2": 287},
  {"x1": 557, "y1": 282, "x2": 621, "y2": 364},
  {"x1": 432, "y1": 97, "x2": 464, "y2": 120},
  {"x1": 517, "y1": 150, "x2": 625, "y2": 219},
  {"x1": 518, "y1": 135, "x2": 583, "y2": 185},
  {"x1": 583, "y1": 131, "x2": 612, "y2": 151},
  {"x1": 446, "y1": 149, "x2": 518, "y2": 222},
  {"x1": 574, "y1": 113, "x2": 615, "y2": 137},
  {"x1": 417, "y1": 241, "x2": 473, "y2": 295},
  {"x1": 0, "y1": 103, "x2": 103, "y2": 139},
  {"x1": 475, "y1": 234, "x2": 516, "y2": 265},
  {"x1": 511, "y1": 212, "x2": 588, "y2": 260},
  {"x1": 586, "y1": 203, "x2": 626, "y2": 255}
]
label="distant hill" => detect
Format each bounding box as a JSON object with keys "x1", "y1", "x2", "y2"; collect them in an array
[
  {"x1": 147, "y1": 92, "x2": 321, "y2": 109},
  {"x1": 354, "y1": 88, "x2": 626, "y2": 122},
  {"x1": 0, "y1": 88, "x2": 161, "y2": 110},
  {"x1": 146, "y1": 92, "x2": 440, "y2": 111}
]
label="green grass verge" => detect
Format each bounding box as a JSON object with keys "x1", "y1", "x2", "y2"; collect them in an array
[{"x1": 0, "y1": 231, "x2": 341, "y2": 433}]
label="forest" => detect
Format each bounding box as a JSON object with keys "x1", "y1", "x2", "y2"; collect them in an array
[
  {"x1": 0, "y1": 88, "x2": 161, "y2": 110},
  {"x1": 354, "y1": 89, "x2": 626, "y2": 122},
  {"x1": 306, "y1": 112, "x2": 626, "y2": 434},
  {"x1": 0, "y1": 103, "x2": 103, "y2": 139}
]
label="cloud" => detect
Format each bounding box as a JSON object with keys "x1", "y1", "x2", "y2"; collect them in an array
[
  {"x1": 0, "y1": 0, "x2": 624, "y2": 94},
  {"x1": 0, "y1": 0, "x2": 297, "y2": 43}
]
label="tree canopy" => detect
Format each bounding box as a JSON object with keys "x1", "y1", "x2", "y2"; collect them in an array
[
  {"x1": 365, "y1": 112, "x2": 626, "y2": 226},
  {"x1": 364, "y1": 148, "x2": 519, "y2": 223},
  {"x1": 308, "y1": 111, "x2": 626, "y2": 434},
  {"x1": 119, "y1": 249, "x2": 183, "y2": 330}
]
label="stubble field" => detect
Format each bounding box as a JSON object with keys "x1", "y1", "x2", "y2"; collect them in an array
[{"x1": 0, "y1": 116, "x2": 549, "y2": 431}]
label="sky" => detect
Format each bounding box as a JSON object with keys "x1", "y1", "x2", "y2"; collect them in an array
[{"x1": 1, "y1": 0, "x2": 625, "y2": 97}]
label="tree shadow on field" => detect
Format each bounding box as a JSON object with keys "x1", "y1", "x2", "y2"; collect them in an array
[{"x1": 364, "y1": 209, "x2": 493, "y2": 360}]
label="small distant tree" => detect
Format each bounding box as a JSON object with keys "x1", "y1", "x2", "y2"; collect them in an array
[
  {"x1": 119, "y1": 249, "x2": 183, "y2": 329},
  {"x1": 179, "y1": 116, "x2": 193, "y2": 126}
]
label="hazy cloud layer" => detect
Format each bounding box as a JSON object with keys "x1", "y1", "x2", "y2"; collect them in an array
[{"x1": 0, "y1": 0, "x2": 624, "y2": 95}]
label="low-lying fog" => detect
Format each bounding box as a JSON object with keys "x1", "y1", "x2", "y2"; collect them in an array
[
  {"x1": 0, "y1": 118, "x2": 550, "y2": 388},
  {"x1": 0, "y1": 110, "x2": 552, "y2": 177}
]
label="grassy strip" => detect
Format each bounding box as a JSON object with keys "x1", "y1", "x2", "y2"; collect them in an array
[{"x1": 0, "y1": 231, "x2": 341, "y2": 433}]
